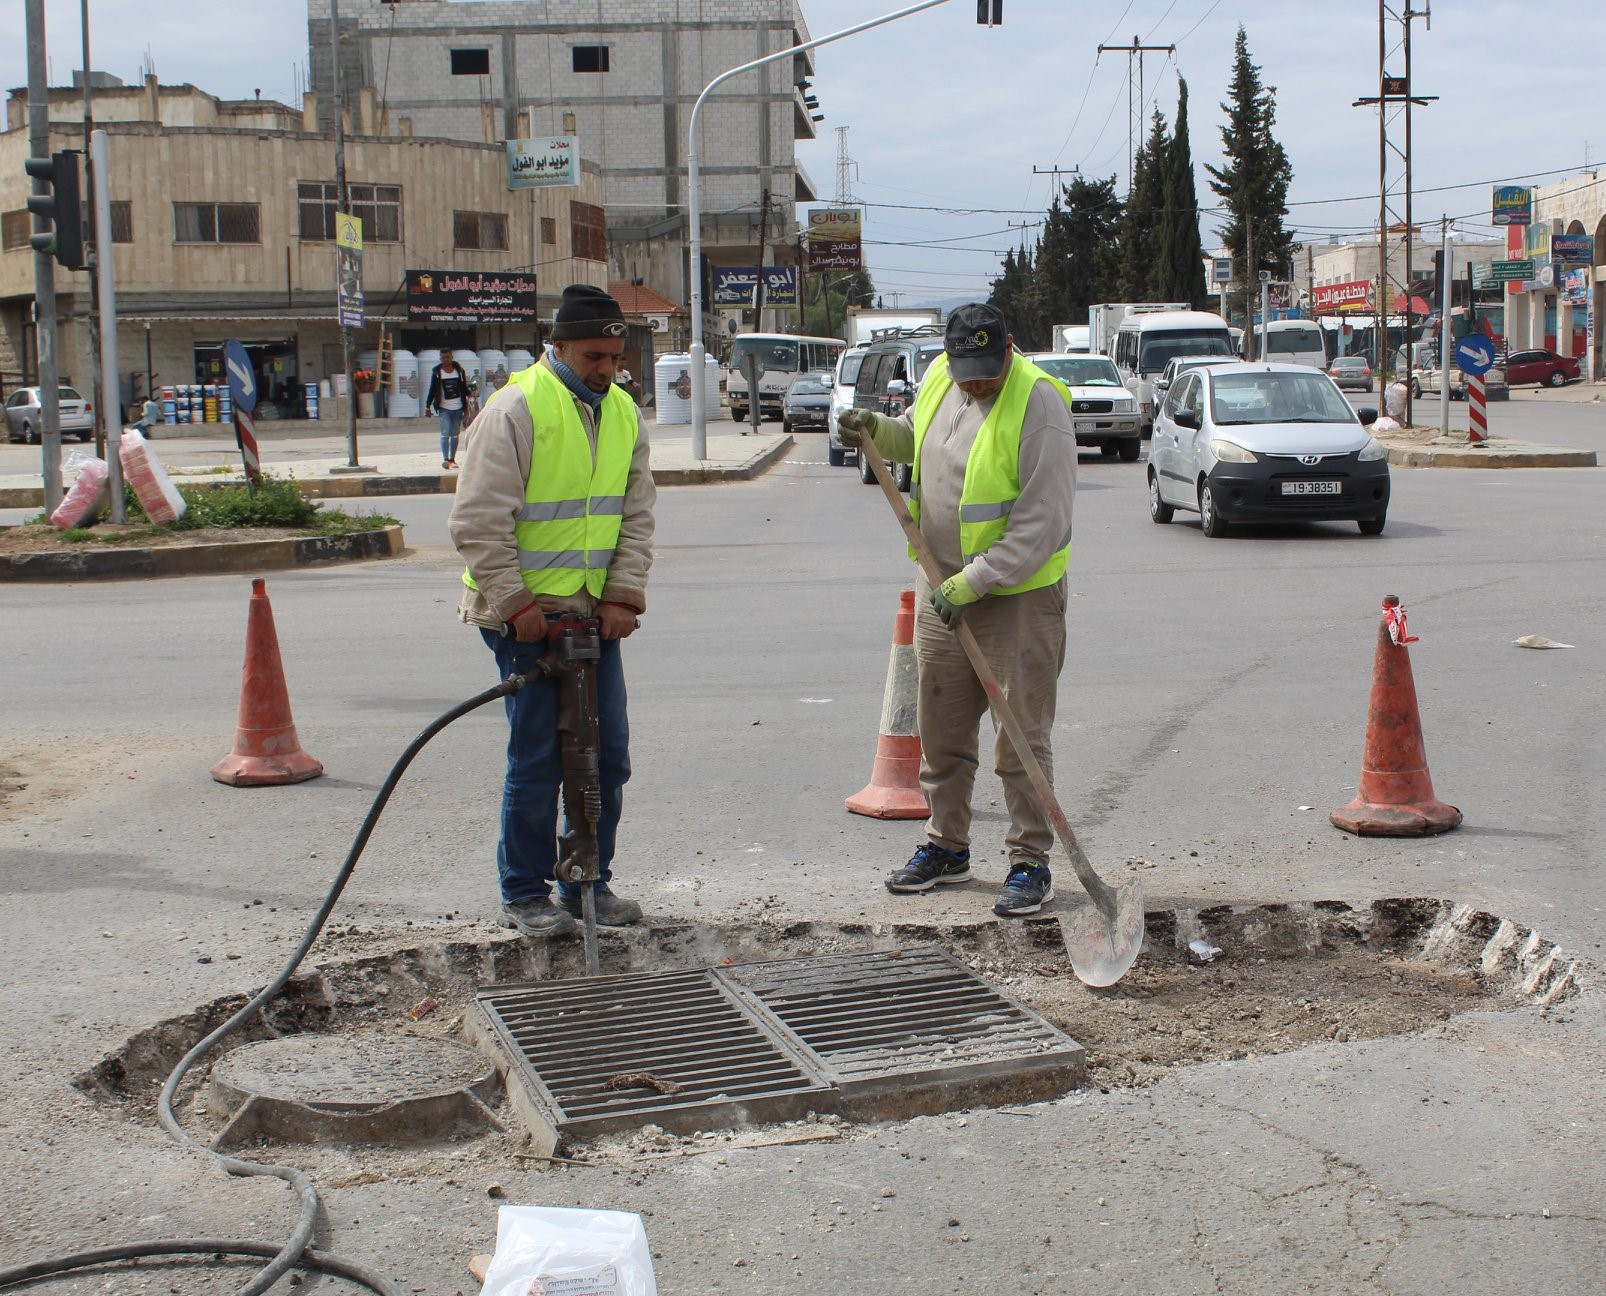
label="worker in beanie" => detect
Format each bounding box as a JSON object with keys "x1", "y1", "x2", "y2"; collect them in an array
[
  {"x1": 449, "y1": 284, "x2": 657, "y2": 939},
  {"x1": 836, "y1": 303, "x2": 1077, "y2": 918}
]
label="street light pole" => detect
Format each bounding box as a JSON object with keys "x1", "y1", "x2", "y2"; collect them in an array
[{"x1": 687, "y1": 0, "x2": 952, "y2": 460}]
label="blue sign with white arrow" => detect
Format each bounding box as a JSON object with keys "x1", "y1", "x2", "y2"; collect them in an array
[
  {"x1": 223, "y1": 339, "x2": 258, "y2": 413},
  {"x1": 1454, "y1": 333, "x2": 1496, "y2": 376}
]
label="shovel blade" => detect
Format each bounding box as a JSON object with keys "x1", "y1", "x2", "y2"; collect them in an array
[{"x1": 1061, "y1": 878, "x2": 1145, "y2": 987}]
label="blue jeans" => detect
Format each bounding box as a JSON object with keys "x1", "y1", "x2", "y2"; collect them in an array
[
  {"x1": 437, "y1": 407, "x2": 465, "y2": 462},
  {"x1": 481, "y1": 627, "x2": 631, "y2": 904}
]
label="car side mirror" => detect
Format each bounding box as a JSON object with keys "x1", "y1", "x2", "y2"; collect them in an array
[
  {"x1": 887, "y1": 379, "x2": 908, "y2": 396},
  {"x1": 1356, "y1": 407, "x2": 1378, "y2": 426},
  {"x1": 1173, "y1": 407, "x2": 1200, "y2": 430},
  {"x1": 1155, "y1": 377, "x2": 1170, "y2": 392}
]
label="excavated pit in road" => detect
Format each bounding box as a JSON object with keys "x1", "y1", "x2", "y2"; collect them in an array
[{"x1": 72, "y1": 896, "x2": 1581, "y2": 1166}]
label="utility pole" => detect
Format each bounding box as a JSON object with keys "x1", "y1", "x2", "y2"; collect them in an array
[
  {"x1": 1354, "y1": 0, "x2": 1435, "y2": 424},
  {"x1": 80, "y1": 0, "x2": 108, "y2": 460},
  {"x1": 1244, "y1": 212, "x2": 1256, "y2": 360},
  {"x1": 1097, "y1": 36, "x2": 1174, "y2": 194},
  {"x1": 330, "y1": 0, "x2": 363, "y2": 470},
  {"x1": 25, "y1": 0, "x2": 62, "y2": 512},
  {"x1": 753, "y1": 188, "x2": 771, "y2": 330}
]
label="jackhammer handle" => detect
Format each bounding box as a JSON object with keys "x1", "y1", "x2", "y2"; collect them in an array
[{"x1": 858, "y1": 437, "x2": 1117, "y2": 917}]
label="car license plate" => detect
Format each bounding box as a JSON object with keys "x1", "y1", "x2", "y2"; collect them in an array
[{"x1": 1282, "y1": 481, "x2": 1341, "y2": 496}]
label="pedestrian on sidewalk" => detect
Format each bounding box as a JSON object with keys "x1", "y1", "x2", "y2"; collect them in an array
[
  {"x1": 426, "y1": 348, "x2": 470, "y2": 468},
  {"x1": 448, "y1": 284, "x2": 657, "y2": 940},
  {"x1": 836, "y1": 303, "x2": 1078, "y2": 918}
]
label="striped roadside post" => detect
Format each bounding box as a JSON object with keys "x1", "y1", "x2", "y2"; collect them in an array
[
  {"x1": 223, "y1": 338, "x2": 263, "y2": 488},
  {"x1": 1466, "y1": 373, "x2": 1487, "y2": 444},
  {"x1": 234, "y1": 406, "x2": 263, "y2": 485}
]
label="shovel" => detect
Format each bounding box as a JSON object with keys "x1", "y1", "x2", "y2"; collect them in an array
[{"x1": 857, "y1": 434, "x2": 1145, "y2": 987}]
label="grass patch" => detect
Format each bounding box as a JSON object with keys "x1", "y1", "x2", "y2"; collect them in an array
[{"x1": 118, "y1": 474, "x2": 398, "y2": 535}]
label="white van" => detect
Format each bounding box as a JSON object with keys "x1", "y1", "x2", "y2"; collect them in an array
[
  {"x1": 827, "y1": 344, "x2": 869, "y2": 467},
  {"x1": 1112, "y1": 310, "x2": 1234, "y2": 433},
  {"x1": 1259, "y1": 319, "x2": 1327, "y2": 369}
]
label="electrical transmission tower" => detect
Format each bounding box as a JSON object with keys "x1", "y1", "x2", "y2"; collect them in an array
[
  {"x1": 834, "y1": 126, "x2": 856, "y2": 206},
  {"x1": 1097, "y1": 36, "x2": 1175, "y2": 194},
  {"x1": 1354, "y1": 1, "x2": 1435, "y2": 422}
]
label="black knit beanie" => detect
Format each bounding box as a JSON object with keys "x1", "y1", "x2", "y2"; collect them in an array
[{"x1": 551, "y1": 284, "x2": 627, "y2": 340}]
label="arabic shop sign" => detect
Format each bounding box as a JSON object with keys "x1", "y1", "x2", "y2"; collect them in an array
[
  {"x1": 506, "y1": 136, "x2": 578, "y2": 189},
  {"x1": 1312, "y1": 279, "x2": 1371, "y2": 312},
  {"x1": 1491, "y1": 185, "x2": 1533, "y2": 226},
  {"x1": 405, "y1": 270, "x2": 539, "y2": 324},
  {"x1": 1552, "y1": 234, "x2": 1594, "y2": 266},
  {"x1": 711, "y1": 266, "x2": 799, "y2": 307},
  {"x1": 804, "y1": 206, "x2": 863, "y2": 271}
]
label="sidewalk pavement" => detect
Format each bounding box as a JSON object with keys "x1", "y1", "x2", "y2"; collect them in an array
[{"x1": 0, "y1": 415, "x2": 795, "y2": 510}]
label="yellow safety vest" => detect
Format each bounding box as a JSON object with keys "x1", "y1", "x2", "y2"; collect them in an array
[
  {"x1": 462, "y1": 362, "x2": 638, "y2": 600},
  {"x1": 907, "y1": 353, "x2": 1073, "y2": 595}
]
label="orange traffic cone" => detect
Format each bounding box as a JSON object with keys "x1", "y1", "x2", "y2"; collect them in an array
[
  {"x1": 211, "y1": 578, "x2": 324, "y2": 787},
  {"x1": 846, "y1": 589, "x2": 929, "y2": 820},
  {"x1": 1330, "y1": 594, "x2": 1460, "y2": 836}
]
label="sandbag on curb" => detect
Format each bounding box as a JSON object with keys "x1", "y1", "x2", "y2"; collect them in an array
[
  {"x1": 49, "y1": 450, "x2": 110, "y2": 529},
  {"x1": 119, "y1": 428, "x2": 186, "y2": 525}
]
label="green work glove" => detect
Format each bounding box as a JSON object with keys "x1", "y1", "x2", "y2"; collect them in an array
[
  {"x1": 930, "y1": 572, "x2": 980, "y2": 627},
  {"x1": 835, "y1": 407, "x2": 888, "y2": 450}
]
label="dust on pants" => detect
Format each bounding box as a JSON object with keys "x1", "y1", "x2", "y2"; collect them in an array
[{"x1": 912, "y1": 574, "x2": 1068, "y2": 867}]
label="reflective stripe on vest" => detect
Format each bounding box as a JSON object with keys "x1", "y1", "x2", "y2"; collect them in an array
[
  {"x1": 462, "y1": 362, "x2": 638, "y2": 600},
  {"x1": 908, "y1": 353, "x2": 1073, "y2": 596}
]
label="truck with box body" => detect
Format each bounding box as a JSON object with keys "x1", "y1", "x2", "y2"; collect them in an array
[
  {"x1": 845, "y1": 307, "x2": 942, "y2": 347},
  {"x1": 1086, "y1": 302, "x2": 1190, "y2": 360}
]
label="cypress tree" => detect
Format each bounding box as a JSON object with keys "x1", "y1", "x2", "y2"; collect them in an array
[
  {"x1": 1112, "y1": 110, "x2": 1169, "y2": 300},
  {"x1": 1155, "y1": 79, "x2": 1209, "y2": 307},
  {"x1": 1028, "y1": 175, "x2": 1122, "y2": 328}
]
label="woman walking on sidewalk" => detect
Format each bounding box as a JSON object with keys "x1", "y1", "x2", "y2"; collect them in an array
[{"x1": 426, "y1": 348, "x2": 470, "y2": 468}]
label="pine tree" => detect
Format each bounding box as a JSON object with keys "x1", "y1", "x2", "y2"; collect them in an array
[
  {"x1": 1028, "y1": 175, "x2": 1122, "y2": 328},
  {"x1": 1204, "y1": 27, "x2": 1294, "y2": 331},
  {"x1": 1155, "y1": 79, "x2": 1209, "y2": 307},
  {"x1": 1111, "y1": 109, "x2": 1169, "y2": 300}
]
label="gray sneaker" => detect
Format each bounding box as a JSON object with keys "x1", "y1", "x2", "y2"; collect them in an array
[
  {"x1": 558, "y1": 887, "x2": 643, "y2": 927},
  {"x1": 500, "y1": 897, "x2": 578, "y2": 939}
]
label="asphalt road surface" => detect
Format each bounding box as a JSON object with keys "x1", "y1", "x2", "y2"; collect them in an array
[{"x1": 3, "y1": 404, "x2": 1604, "y2": 1293}]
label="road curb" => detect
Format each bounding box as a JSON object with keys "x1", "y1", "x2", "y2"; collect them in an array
[
  {"x1": 652, "y1": 434, "x2": 794, "y2": 485},
  {"x1": 0, "y1": 523, "x2": 406, "y2": 582},
  {"x1": 1381, "y1": 442, "x2": 1597, "y2": 469}
]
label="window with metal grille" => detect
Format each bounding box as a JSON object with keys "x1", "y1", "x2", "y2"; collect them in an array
[
  {"x1": 451, "y1": 48, "x2": 490, "y2": 76},
  {"x1": 110, "y1": 200, "x2": 133, "y2": 244},
  {"x1": 453, "y1": 210, "x2": 509, "y2": 251},
  {"x1": 297, "y1": 182, "x2": 401, "y2": 242},
  {"x1": 1, "y1": 209, "x2": 29, "y2": 251},
  {"x1": 569, "y1": 201, "x2": 606, "y2": 262},
  {"x1": 572, "y1": 45, "x2": 610, "y2": 73},
  {"x1": 540, "y1": 216, "x2": 557, "y2": 246},
  {"x1": 174, "y1": 202, "x2": 260, "y2": 244}
]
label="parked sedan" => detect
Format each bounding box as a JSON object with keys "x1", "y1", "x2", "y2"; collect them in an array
[
  {"x1": 781, "y1": 372, "x2": 833, "y2": 436},
  {"x1": 1328, "y1": 355, "x2": 1372, "y2": 391},
  {"x1": 1411, "y1": 364, "x2": 1509, "y2": 401},
  {"x1": 4, "y1": 386, "x2": 95, "y2": 443},
  {"x1": 1148, "y1": 363, "x2": 1390, "y2": 537},
  {"x1": 1502, "y1": 349, "x2": 1579, "y2": 388}
]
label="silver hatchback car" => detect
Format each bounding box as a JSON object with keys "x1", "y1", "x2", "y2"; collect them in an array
[
  {"x1": 1148, "y1": 363, "x2": 1390, "y2": 537},
  {"x1": 5, "y1": 386, "x2": 95, "y2": 443}
]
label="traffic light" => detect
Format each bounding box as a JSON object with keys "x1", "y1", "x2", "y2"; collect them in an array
[
  {"x1": 977, "y1": 1, "x2": 1002, "y2": 24},
  {"x1": 23, "y1": 151, "x2": 85, "y2": 270}
]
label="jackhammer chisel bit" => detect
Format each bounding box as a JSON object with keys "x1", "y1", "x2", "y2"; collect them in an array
[{"x1": 546, "y1": 615, "x2": 604, "y2": 976}]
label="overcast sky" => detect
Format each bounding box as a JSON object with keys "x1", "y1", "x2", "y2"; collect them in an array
[{"x1": 9, "y1": 0, "x2": 1604, "y2": 310}]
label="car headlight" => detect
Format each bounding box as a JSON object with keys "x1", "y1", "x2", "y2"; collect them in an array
[
  {"x1": 1110, "y1": 396, "x2": 1136, "y2": 412},
  {"x1": 1208, "y1": 438, "x2": 1258, "y2": 463},
  {"x1": 1357, "y1": 436, "x2": 1386, "y2": 461}
]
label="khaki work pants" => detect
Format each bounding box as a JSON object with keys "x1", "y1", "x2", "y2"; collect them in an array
[{"x1": 913, "y1": 574, "x2": 1068, "y2": 868}]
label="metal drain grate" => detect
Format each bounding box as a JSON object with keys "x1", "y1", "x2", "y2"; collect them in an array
[{"x1": 475, "y1": 946, "x2": 1085, "y2": 1146}]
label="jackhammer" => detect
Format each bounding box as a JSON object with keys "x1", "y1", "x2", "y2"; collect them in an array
[{"x1": 531, "y1": 613, "x2": 607, "y2": 975}]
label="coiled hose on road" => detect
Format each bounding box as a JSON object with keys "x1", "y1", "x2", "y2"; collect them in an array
[{"x1": 0, "y1": 669, "x2": 540, "y2": 1294}]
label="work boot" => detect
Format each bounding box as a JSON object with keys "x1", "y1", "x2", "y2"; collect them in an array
[
  {"x1": 558, "y1": 886, "x2": 643, "y2": 927},
  {"x1": 993, "y1": 864, "x2": 1054, "y2": 918},
  {"x1": 500, "y1": 897, "x2": 578, "y2": 939},
  {"x1": 886, "y1": 841, "x2": 972, "y2": 894}
]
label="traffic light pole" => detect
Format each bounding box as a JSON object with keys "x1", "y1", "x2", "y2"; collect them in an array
[
  {"x1": 91, "y1": 131, "x2": 125, "y2": 521},
  {"x1": 25, "y1": 0, "x2": 63, "y2": 511}
]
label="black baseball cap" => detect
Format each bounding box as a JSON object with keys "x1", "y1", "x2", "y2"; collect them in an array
[{"x1": 944, "y1": 303, "x2": 1009, "y2": 382}]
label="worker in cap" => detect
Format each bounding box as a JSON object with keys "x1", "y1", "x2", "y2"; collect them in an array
[
  {"x1": 836, "y1": 303, "x2": 1078, "y2": 918},
  {"x1": 449, "y1": 284, "x2": 656, "y2": 939}
]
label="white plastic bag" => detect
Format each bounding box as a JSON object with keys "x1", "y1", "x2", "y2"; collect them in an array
[
  {"x1": 480, "y1": 1205, "x2": 658, "y2": 1296},
  {"x1": 49, "y1": 450, "x2": 110, "y2": 529},
  {"x1": 118, "y1": 428, "x2": 187, "y2": 525}
]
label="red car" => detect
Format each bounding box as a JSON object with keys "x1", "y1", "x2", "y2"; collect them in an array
[{"x1": 1503, "y1": 349, "x2": 1580, "y2": 388}]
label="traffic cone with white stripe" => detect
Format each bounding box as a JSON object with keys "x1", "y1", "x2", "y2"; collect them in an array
[{"x1": 846, "y1": 589, "x2": 929, "y2": 819}]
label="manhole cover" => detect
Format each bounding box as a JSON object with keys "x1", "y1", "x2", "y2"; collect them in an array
[
  {"x1": 208, "y1": 1035, "x2": 500, "y2": 1147},
  {"x1": 474, "y1": 946, "x2": 1084, "y2": 1151}
]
